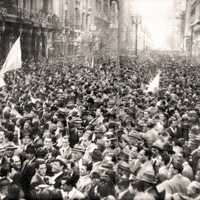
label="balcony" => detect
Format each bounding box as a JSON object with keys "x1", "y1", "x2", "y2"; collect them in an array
[{"x1": 0, "y1": 5, "x2": 62, "y2": 31}]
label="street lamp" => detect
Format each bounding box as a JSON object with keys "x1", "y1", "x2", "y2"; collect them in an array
[{"x1": 132, "y1": 15, "x2": 142, "y2": 56}]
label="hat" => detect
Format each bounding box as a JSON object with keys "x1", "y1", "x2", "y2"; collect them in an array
[
  {"x1": 92, "y1": 149, "x2": 103, "y2": 162},
  {"x1": 128, "y1": 131, "x2": 142, "y2": 141},
  {"x1": 182, "y1": 113, "x2": 189, "y2": 120},
  {"x1": 100, "y1": 161, "x2": 113, "y2": 171},
  {"x1": 0, "y1": 145, "x2": 5, "y2": 153},
  {"x1": 152, "y1": 140, "x2": 164, "y2": 151},
  {"x1": 6, "y1": 143, "x2": 18, "y2": 151},
  {"x1": 191, "y1": 125, "x2": 200, "y2": 134},
  {"x1": 118, "y1": 161, "x2": 130, "y2": 173},
  {"x1": 72, "y1": 145, "x2": 85, "y2": 154},
  {"x1": 136, "y1": 169, "x2": 157, "y2": 184},
  {"x1": 53, "y1": 155, "x2": 67, "y2": 167},
  {"x1": 163, "y1": 143, "x2": 175, "y2": 154}
]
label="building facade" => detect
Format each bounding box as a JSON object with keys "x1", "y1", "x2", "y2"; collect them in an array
[
  {"x1": 184, "y1": 0, "x2": 200, "y2": 59},
  {"x1": 61, "y1": 0, "x2": 118, "y2": 63},
  {"x1": 0, "y1": 0, "x2": 63, "y2": 62}
]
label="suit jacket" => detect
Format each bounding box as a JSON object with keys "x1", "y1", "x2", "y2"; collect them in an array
[{"x1": 30, "y1": 173, "x2": 47, "y2": 189}]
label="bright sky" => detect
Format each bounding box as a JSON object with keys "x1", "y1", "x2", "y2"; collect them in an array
[{"x1": 134, "y1": 0, "x2": 174, "y2": 49}]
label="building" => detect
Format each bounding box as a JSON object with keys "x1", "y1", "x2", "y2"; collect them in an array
[
  {"x1": 61, "y1": 0, "x2": 118, "y2": 63},
  {"x1": 184, "y1": 0, "x2": 200, "y2": 59},
  {"x1": 0, "y1": 0, "x2": 63, "y2": 62},
  {"x1": 169, "y1": 0, "x2": 186, "y2": 51}
]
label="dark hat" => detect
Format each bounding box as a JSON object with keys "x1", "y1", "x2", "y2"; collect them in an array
[
  {"x1": 35, "y1": 158, "x2": 46, "y2": 167},
  {"x1": 163, "y1": 143, "x2": 175, "y2": 154},
  {"x1": 52, "y1": 155, "x2": 67, "y2": 167},
  {"x1": 92, "y1": 149, "x2": 103, "y2": 162}
]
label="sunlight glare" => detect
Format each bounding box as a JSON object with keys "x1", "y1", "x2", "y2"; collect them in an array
[{"x1": 134, "y1": 0, "x2": 174, "y2": 49}]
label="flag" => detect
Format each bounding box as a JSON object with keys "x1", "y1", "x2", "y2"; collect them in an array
[
  {"x1": 11, "y1": 104, "x2": 23, "y2": 119},
  {"x1": 0, "y1": 75, "x2": 6, "y2": 88},
  {"x1": 1, "y1": 37, "x2": 22, "y2": 74},
  {"x1": 146, "y1": 71, "x2": 161, "y2": 93}
]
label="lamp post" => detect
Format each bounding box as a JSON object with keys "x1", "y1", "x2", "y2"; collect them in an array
[{"x1": 132, "y1": 15, "x2": 142, "y2": 56}]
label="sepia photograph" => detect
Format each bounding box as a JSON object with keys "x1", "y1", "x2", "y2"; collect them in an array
[{"x1": 0, "y1": 0, "x2": 199, "y2": 199}]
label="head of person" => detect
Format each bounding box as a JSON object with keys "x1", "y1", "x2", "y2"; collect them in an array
[
  {"x1": 187, "y1": 181, "x2": 200, "y2": 198},
  {"x1": 137, "y1": 149, "x2": 151, "y2": 163},
  {"x1": 103, "y1": 137, "x2": 112, "y2": 148},
  {"x1": 130, "y1": 146, "x2": 138, "y2": 160},
  {"x1": 35, "y1": 159, "x2": 47, "y2": 177},
  {"x1": 44, "y1": 137, "x2": 53, "y2": 150},
  {"x1": 61, "y1": 135, "x2": 69, "y2": 147},
  {"x1": 51, "y1": 157, "x2": 66, "y2": 174},
  {"x1": 72, "y1": 146, "x2": 85, "y2": 161},
  {"x1": 22, "y1": 134, "x2": 31, "y2": 145},
  {"x1": 80, "y1": 162, "x2": 92, "y2": 177},
  {"x1": 11, "y1": 155, "x2": 22, "y2": 171},
  {"x1": 168, "y1": 160, "x2": 183, "y2": 178}
]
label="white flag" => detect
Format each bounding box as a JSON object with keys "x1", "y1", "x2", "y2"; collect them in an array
[
  {"x1": 1, "y1": 37, "x2": 22, "y2": 74},
  {"x1": 146, "y1": 71, "x2": 161, "y2": 93},
  {"x1": 0, "y1": 75, "x2": 6, "y2": 88},
  {"x1": 11, "y1": 104, "x2": 23, "y2": 119}
]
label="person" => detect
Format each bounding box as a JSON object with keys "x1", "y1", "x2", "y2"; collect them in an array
[
  {"x1": 157, "y1": 160, "x2": 191, "y2": 199},
  {"x1": 49, "y1": 156, "x2": 67, "y2": 189},
  {"x1": 30, "y1": 159, "x2": 48, "y2": 189}
]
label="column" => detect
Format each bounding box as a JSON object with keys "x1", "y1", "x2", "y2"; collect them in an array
[
  {"x1": 31, "y1": 28, "x2": 36, "y2": 60},
  {"x1": 26, "y1": 28, "x2": 33, "y2": 59},
  {"x1": 41, "y1": 29, "x2": 47, "y2": 57},
  {"x1": 35, "y1": 28, "x2": 41, "y2": 60}
]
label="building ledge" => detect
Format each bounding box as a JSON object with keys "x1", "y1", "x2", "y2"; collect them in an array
[{"x1": 191, "y1": 19, "x2": 200, "y2": 27}]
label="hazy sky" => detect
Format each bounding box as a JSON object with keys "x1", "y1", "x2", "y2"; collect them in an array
[{"x1": 134, "y1": 0, "x2": 175, "y2": 49}]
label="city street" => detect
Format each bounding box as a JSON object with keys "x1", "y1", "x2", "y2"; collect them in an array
[{"x1": 0, "y1": 0, "x2": 200, "y2": 200}]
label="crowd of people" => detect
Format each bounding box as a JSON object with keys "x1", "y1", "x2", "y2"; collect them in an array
[{"x1": 0, "y1": 54, "x2": 199, "y2": 200}]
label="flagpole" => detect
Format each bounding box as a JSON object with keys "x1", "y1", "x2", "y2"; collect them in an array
[{"x1": 11, "y1": 70, "x2": 17, "y2": 96}]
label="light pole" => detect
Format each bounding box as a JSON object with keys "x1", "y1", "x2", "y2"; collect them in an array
[{"x1": 132, "y1": 15, "x2": 142, "y2": 56}]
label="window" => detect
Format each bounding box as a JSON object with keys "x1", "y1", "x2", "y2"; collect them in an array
[
  {"x1": 82, "y1": 13, "x2": 85, "y2": 30},
  {"x1": 65, "y1": 10, "x2": 68, "y2": 26},
  {"x1": 75, "y1": 8, "x2": 80, "y2": 28},
  {"x1": 191, "y1": 7, "x2": 196, "y2": 17},
  {"x1": 96, "y1": 0, "x2": 101, "y2": 13},
  {"x1": 103, "y1": 0, "x2": 108, "y2": 17}
]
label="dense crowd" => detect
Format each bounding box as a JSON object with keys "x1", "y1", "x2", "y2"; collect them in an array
[{"x1": 0, "y1": 54, "x2": 199, "y2": 200}]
